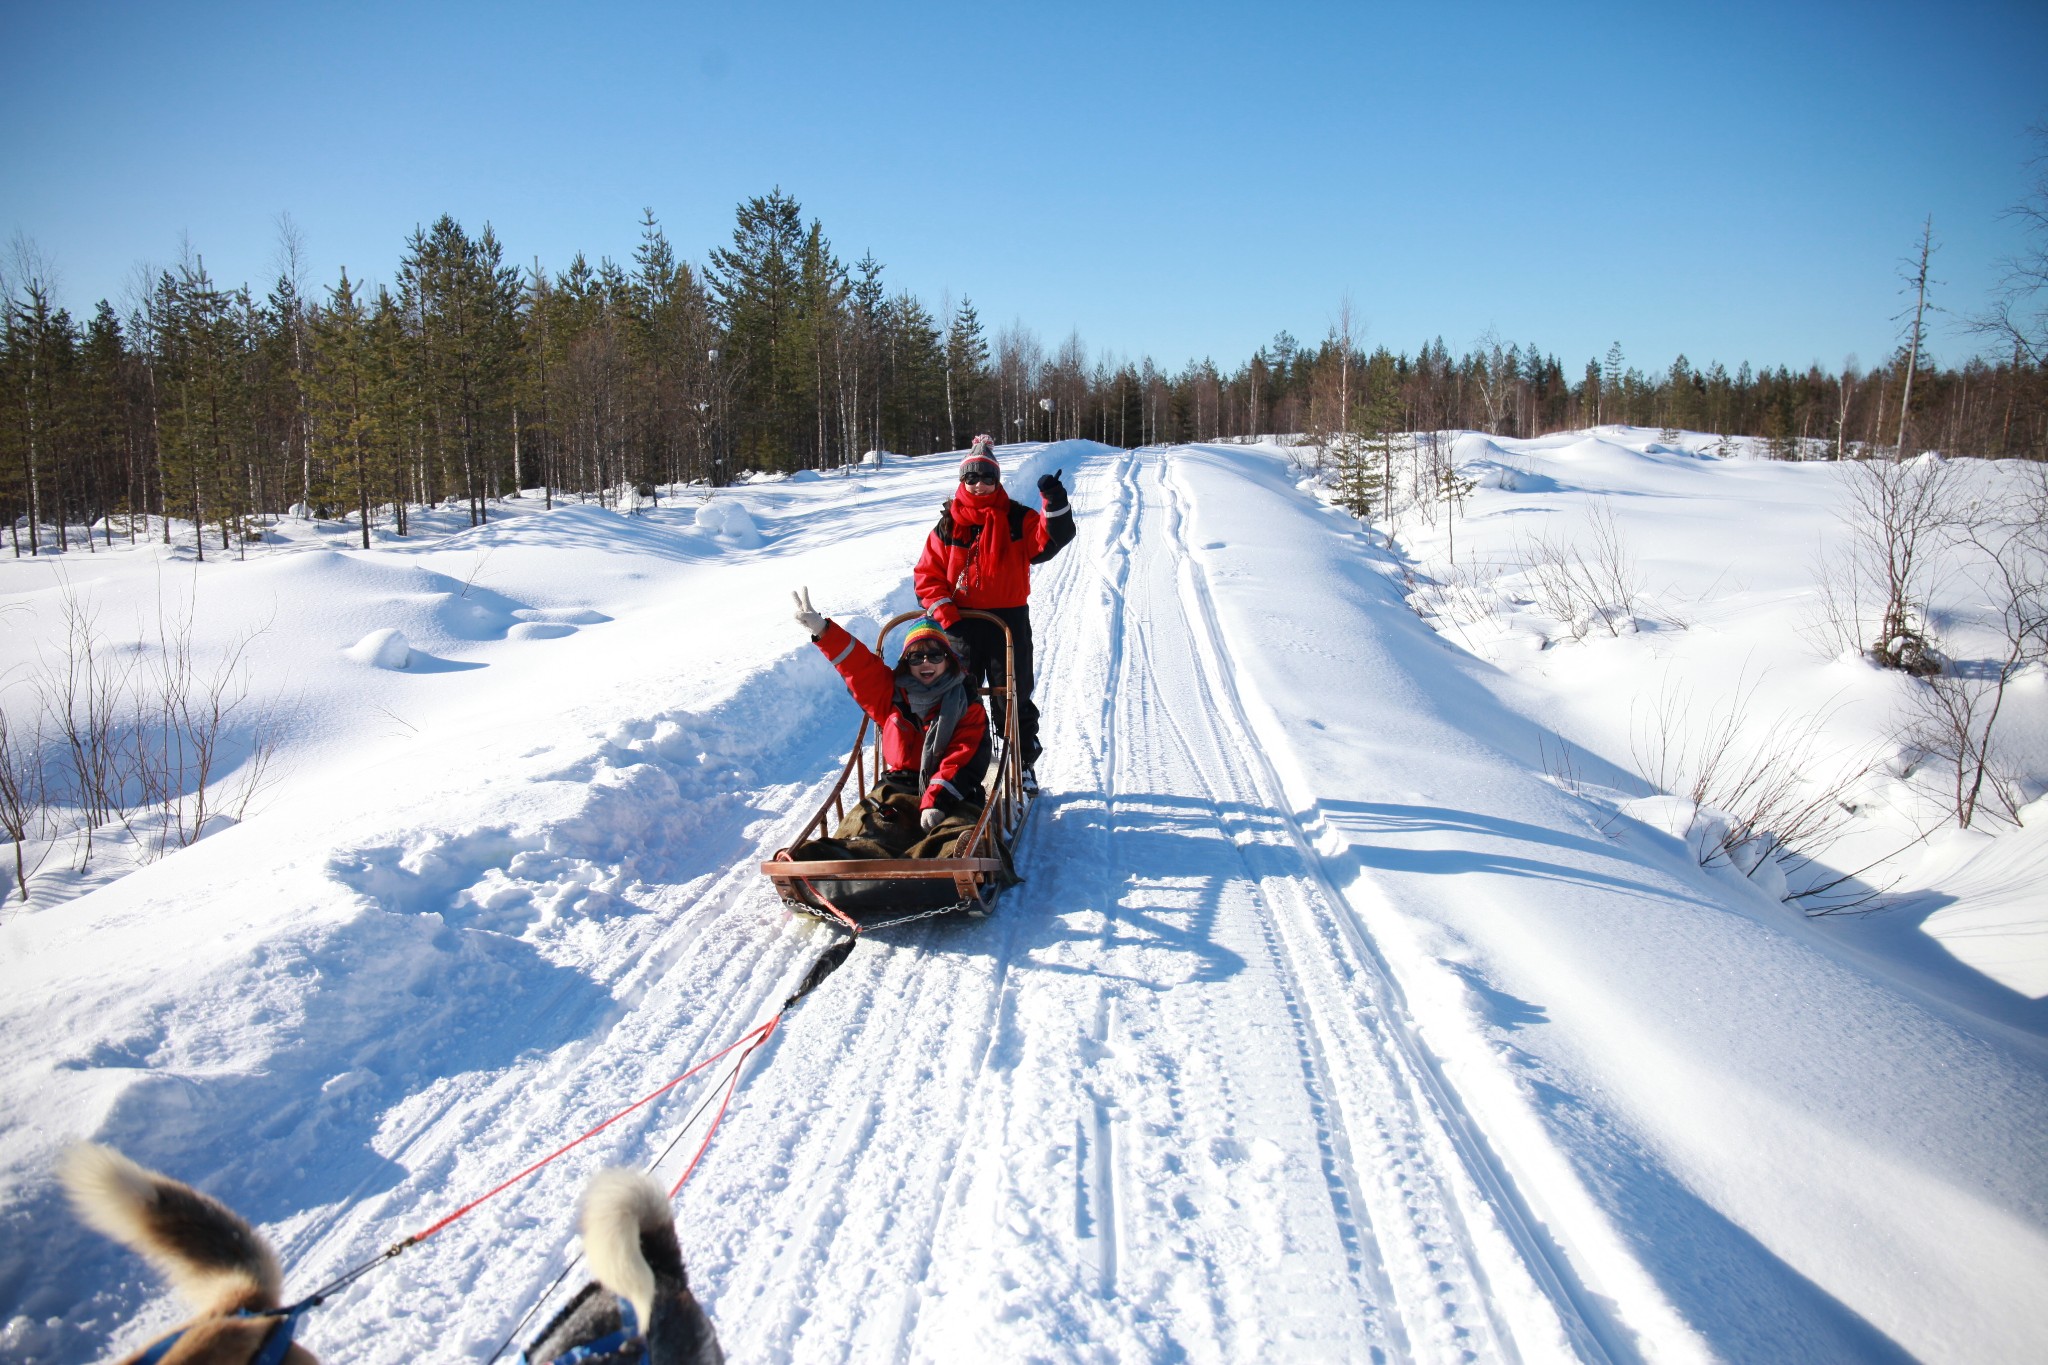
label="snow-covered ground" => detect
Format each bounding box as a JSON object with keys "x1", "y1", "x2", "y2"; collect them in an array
[{"x1": 1, "y1": 434, "x2": 2043, "y2": 1363}]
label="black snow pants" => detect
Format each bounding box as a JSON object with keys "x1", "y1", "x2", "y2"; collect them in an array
[{"x1": 953, "y1": 605, "x2": 1039, "y2": 767}]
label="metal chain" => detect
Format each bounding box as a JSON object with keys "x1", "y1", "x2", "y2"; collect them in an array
[
  {"x1": 779, "y1": 896, "x2": 981, "y2": 930},
  {"x1": 862, "y1": 899, "x2": 981, "y2": 930}
]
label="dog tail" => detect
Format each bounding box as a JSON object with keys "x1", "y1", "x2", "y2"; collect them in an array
[
  {"x1": 60, "y1": 1143, "x2": 283, "y2": 1316},
  {"x1": 580, "y1": 1168, "x2": 682, "y2": 1331}
]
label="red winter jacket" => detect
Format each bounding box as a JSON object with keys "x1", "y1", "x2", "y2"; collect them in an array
[
  {"x1": 914, "y1": 483, "x2": 1074, "y2": 627},
  {"x1": 813, "y1": 621, "x2": 991, "y2": 811}
]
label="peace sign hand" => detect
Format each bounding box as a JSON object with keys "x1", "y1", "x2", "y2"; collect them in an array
[{"x1": 792, "y1": 588, "x2": 829, "y2": 639}]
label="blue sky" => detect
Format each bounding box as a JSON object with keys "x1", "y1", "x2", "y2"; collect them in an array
[{"x1": 4, "y1": 0, "x2": 2044, "y2": 376}]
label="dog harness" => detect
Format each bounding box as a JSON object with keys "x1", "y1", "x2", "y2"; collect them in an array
[
  {"x1": 524, "y1": 1294, "x2": 644, "y2": 1365},
  {"x1": 131, "y1": 1298, "x2": 313, "y2": 1365}
]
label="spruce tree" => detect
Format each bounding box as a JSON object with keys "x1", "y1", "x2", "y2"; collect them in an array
[
  {"x1": 945, "y1": 298, "x2": 989, "y2": 450},
  {"x1": 707, "y1": 190, "x2": 807, "y2": 470},
  {"x1": 308, "y1": 269, "x2": 392, "y2": 547}
]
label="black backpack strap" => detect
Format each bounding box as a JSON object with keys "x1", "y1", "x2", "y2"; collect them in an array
[{"x1": 1006, "y1": 502, "x2": 1028, "y2": 543}]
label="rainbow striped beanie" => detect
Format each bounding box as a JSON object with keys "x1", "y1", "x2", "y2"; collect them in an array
[{"x1": 900, "y1": 617, "x2": 962, "y2": 664}]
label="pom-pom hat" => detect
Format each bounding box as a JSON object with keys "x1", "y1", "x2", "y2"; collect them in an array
[{"x1": 960, "y1": 435, "x2": 1000, "y2": 482}]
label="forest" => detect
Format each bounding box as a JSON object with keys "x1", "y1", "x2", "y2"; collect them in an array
[{"x1": 4, "y1": 187, "x2": 2045, "y2": 558}]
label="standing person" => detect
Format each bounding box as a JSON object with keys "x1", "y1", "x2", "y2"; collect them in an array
[
  {"x1": 914, "y1": 434, "x2": 1074, "y2": 794},
  {"x1": 787, "y1": 590, "x2": 991, "y2": 860}
]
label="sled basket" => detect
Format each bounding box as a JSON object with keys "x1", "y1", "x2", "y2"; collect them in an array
[{"x1": 763, "y1": 609, "x2": 1031, "y2": 924}]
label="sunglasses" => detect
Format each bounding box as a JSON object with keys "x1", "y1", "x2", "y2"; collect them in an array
[
  {"x1": 902, "y1": 648, "x2": 949, "y2": 665},
  {"x1": 961, "y1": 470, "x2": 1000, "y2": 486}
]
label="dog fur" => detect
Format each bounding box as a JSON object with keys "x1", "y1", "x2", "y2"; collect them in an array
[
  {"x1": 524, "y1": 1167, "x2": 723, "y2": 1365},
  {"x1": 63, "y1": 1145, "x2": 721, "y2": 1365},
  {"x1": 59, "y1": 1143, "x2": 317, "y2": 1365}
]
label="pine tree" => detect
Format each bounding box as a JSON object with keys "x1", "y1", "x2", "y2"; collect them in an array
[
  {"x1": 1358, "y1": 349, "x2": 1403, "y2": 537},
  {"x1": 945, "y1": 298, "x2": 989, "y2": 450},
  {"x1": 795, "y1": 219, "x2": 848, "y2": 468},
  {"x1": 1333, "y1": 434, "x2": 1384, "y2": 521},
  {"x1": 147, "y1": 259, "x2": 248, "y2": 559},
  {"x1": 308, "y1": 269, "x2": 391, "y2": 547},
  {"x1": 1602, "y1": 341, "x2": 1625, "y2": 425},
  {"x1": 881, "y1": 292, "x2": 945, "y2": 453},
  {"x1": 3, "y1": 266, "x2": 77, "y2": 554},
  {"x1": 397, "y1": 215, "x2": 521, "y2": 524},
  {"x1": 79, "y1": 301, "x2": 131, "y2": 546},
  {"x1": 707, "y1": 190, "x2": 807, "y2": 470},
  {"x1": 627, "y1": 210, "x2": 712, "y2": 487}
]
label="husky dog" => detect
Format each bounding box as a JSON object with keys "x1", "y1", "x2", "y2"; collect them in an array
[
  {"x1": 60, "y1": 1143, "x2": 319, "y2": 1364},
  {"x1": 63, "y1": 1147, "x2": 721, "y2": 1365},
  {"x1": 523, "y1": 1168, "x2": 724, "y2": 1365}
]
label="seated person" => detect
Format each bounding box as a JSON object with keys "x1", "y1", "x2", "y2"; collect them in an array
[{"x1": 787, "y1": 589, "x2": 990, "y2": 861}]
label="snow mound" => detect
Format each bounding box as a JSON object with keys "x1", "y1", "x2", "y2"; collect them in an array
[
  {"x1": 345, "y1": 627, "x2": 411, "y2": 669},
  {"x1": 695, "y1": 498, "x2": 762, "y2": 547}
]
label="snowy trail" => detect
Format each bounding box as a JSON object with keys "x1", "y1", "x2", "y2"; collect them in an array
[
  {"x1": 293, "y1": 442, "x2": 1588, "y2": 1363},
  {"x1": 682, "y1": 445, "x2": 1584, "y2": 1361}
]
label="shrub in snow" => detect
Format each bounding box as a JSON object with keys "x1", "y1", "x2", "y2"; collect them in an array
[
  {"x1": 1627, "y1": 675, "x2": 1881, "y2": 910},
  {"x1": 1620, "y1": 795, "x2": 1795, "y2": 902},
  {"x1": 347, "y1": 628, "x2": 412, "y2": 669}
]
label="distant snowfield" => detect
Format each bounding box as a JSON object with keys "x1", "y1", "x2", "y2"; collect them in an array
[{"x1": 1, "y1": 434, "x2": 2043, "y2": 1363}]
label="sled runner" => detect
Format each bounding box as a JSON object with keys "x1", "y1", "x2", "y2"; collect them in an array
[{"x1": 764, "y1": 609, "x2": 1031, "y2": 925}]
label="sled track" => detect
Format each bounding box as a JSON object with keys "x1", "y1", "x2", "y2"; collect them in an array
[
  {"x1": 1147, "y1": 447, "x2": 1619, "y2": 1363},
  {"x1": 277, "y1": 443, "x2": 1616, "y2": 1363}
]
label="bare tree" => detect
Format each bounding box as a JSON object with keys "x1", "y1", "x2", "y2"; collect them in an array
[
  {"x1": 1909, "y1": 464, "x2": 2048, "y2": 826},
  {"x1": 1835, "y1": 355, "x2": 1859, "y2": 460},
  {"x1": 5, "y1": 235, "x2": 63, "y2": 556},
  {"x1": 0, "y1": 705, "x2": 50, "y2": 903},
  {"x1": 1840, "y1": 455, "x2": 1957, "y2": 672},
  {"x1": 1894, "y1": 217, "x2": 1937, "y2": 456},
  {"x1": 1473, "y1": 329, "x2": 1511, "y2": 435},
  {"x1": 272, "y1": 212, "x2": 317, "y2": 509},
  {"x1": 39, "y1": 590, "x2": 136, "y2": 868},
  {"x1": 1970, "y1": 125, "x2": 2048, "y2": 368}
]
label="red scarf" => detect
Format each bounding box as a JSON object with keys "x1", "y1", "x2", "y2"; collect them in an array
[{"x1": 948, "y1": 485, "x2": 1011, "y2": 596}]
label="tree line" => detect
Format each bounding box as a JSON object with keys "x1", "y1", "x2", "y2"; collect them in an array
[{"x1": 5, "y1": 186, "x2": 2045, "y2": 558}]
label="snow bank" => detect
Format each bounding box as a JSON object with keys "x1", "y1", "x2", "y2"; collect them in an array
[
  {"x1": 694, "y1": 497, "x2": 763, "y2": 547},
  {"x1": 345, "y1": 627, "x2": 412, "y2": 669}
]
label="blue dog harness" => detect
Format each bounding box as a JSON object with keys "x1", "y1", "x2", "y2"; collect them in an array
[
  {"x1": 523, "y1": 1295, "x2": 644, "y2": 1365},
  {"x1": 132, "y1": 1296, "x2": 315, "y2": 1365}
]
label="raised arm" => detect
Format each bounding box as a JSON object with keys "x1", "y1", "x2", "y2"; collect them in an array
[{"x1": 1031, "y1": 469, "x2": 1075, "y2": 564}]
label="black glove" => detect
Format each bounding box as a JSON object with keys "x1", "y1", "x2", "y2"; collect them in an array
[{"x1": 1038, "y1": 469, "x2": 1068, "y2": 510}]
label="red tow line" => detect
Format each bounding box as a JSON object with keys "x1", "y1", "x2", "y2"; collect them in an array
[
  {"x1": 407, "y1": 1015, "x2": 782, "y2": 1247},
  {"x1": 303, "y1": 935, "x2": 857, "y2": 1302}
]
